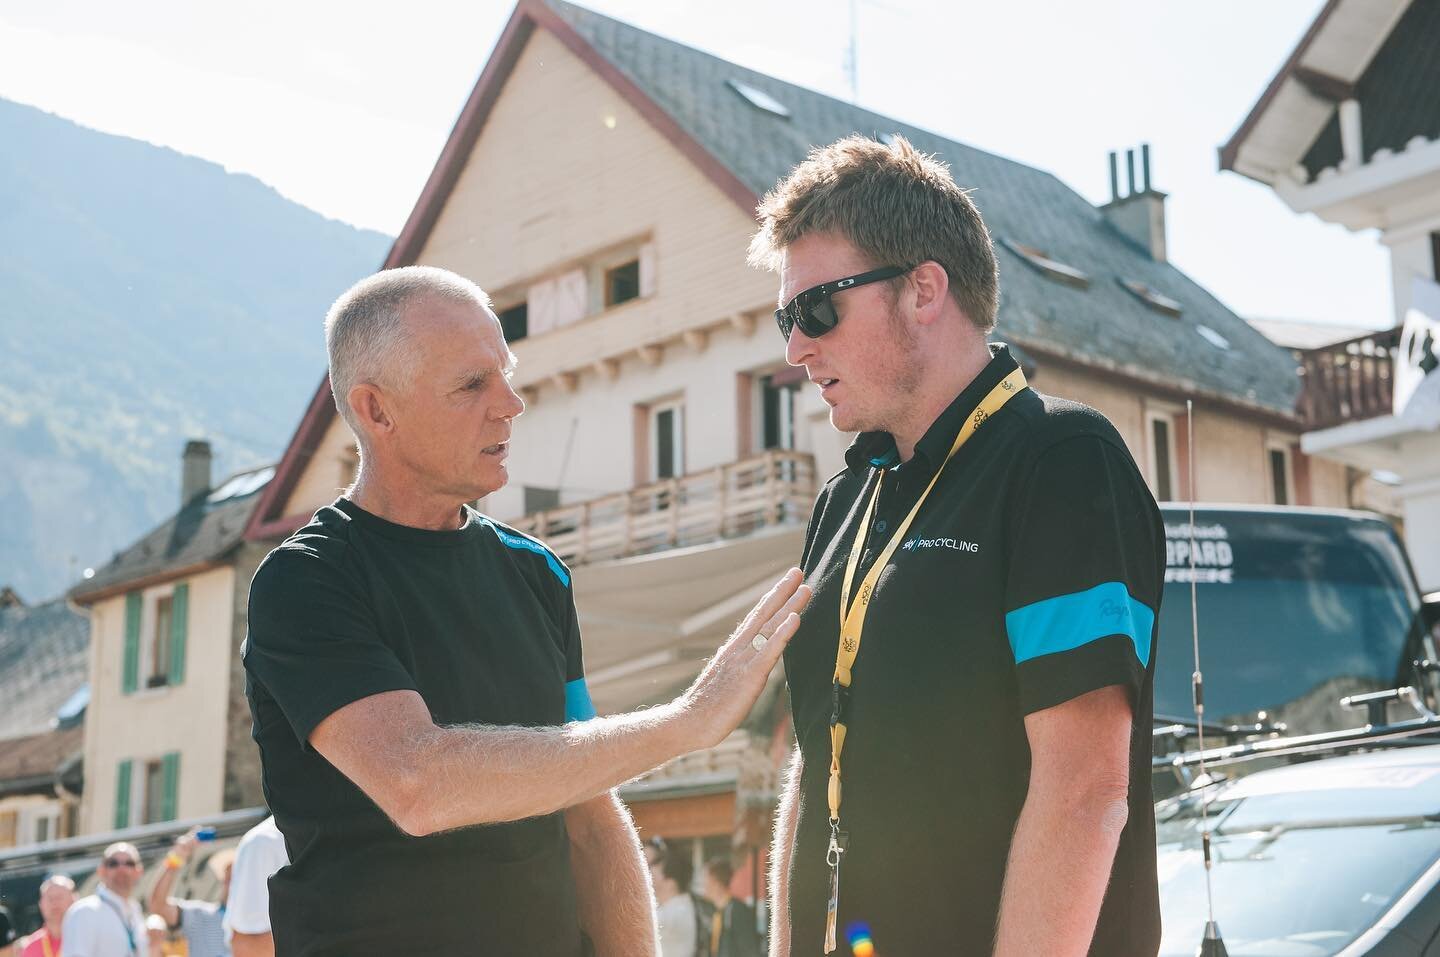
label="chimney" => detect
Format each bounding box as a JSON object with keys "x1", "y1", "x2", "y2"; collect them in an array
[
  {"x1": 1101, "y1": 143, "x2": 1168, "y2": 263},
  {"x1": 182, "y1": 439, "x2": 213, "y2": 506}
]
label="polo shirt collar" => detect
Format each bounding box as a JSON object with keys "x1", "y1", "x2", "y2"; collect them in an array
[
  {"x1": 844, "y1": 343, "x2": 1020, "y2": 476},
  {"x1": 97, "y1": 883, "x2": 137, "y2": 913}
]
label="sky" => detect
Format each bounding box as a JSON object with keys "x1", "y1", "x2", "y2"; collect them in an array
[{"x1": 0, "y1": 0, "x2": 1396, "y2": 330}]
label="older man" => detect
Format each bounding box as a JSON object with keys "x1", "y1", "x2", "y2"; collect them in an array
[
  {"x1": 243, "y1": 267, "x2": 809, "y2": 957},
  {"x1": 19, "y1": 874, "x2": 76, "y2": 957},
  {"x1": 60, "y1": 843, "x2": 148, "y2": 957},
  {"x1": 753, "y1": 136, "x2": 1163, "y2": 956}
]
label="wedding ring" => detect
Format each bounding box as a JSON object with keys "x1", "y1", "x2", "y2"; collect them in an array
[{"x1": 752, "y1": 633, "x2": 769, "y2": 651}]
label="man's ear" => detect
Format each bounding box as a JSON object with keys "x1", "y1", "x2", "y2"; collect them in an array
[
  {"x1": 909, "y1": 261, "x2": 950, "y2": 326},
  {"x1": 348, "y1": 383, "x2": 394, "y2": 441}
]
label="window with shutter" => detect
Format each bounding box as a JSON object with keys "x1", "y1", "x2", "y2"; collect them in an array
[
  {"x1": 114, "y1": 759, "x2": 133, "y2": 829},
  {"x1": 161, "y1": 753, "x2": 181, "y2": 822},
  {"x1": 169, "y1": 583, "x2": 189, "y2": 685},
  {"x1": 123, "y1": 593, "x2": 141, "y2": 694}
]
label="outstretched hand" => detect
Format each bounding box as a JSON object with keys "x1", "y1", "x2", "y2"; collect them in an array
[{"x1": 681, "y1": 568, "x2": 812, "y2": 750}]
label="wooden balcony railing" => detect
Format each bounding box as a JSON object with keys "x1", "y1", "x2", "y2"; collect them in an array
[
  {"x1": 510, "y1": 449, "x2": 817, "y2": 566},
  {"x1": 1297, "y1": 327, "x2": 1401, "y2": 432}
]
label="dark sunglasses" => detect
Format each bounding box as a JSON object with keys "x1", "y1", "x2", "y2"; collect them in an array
[
  {"x1": 104, "y1": 857, "x2": 139, "y2": 869},
  {"x1": 775, "y1": 265, "x2": 912, "y2": 341}
]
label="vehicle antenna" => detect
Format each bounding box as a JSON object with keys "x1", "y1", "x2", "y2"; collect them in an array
[{"x1": 1188, "y1": 399, "x2": 1228, "y2": 957}]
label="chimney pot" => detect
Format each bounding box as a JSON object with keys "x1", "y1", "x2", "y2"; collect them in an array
[
  {"x1": 1108, "y1": 151, "x2": 1120, "y2": 203},
  {"x1": 1125, "y1": 149, "x2": 1137, "y2": 196},
  {"x1": 182, "y1": 439, "x2": 213, "y2": 507},
  {"x1": 1101, "y1": 145, "x2": 1167, "y2": 263}
]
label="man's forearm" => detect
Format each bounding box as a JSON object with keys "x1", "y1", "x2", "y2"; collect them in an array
[
  {"x1": 991, "y1": 777, "x2": 1129, "y2": 957},
  {"x1": 401, "y1": 701, "x2": 694, "y2": 835},
  {"x1": 768, "y1": 745, "x2": 803, "y2": 957},
  {"x1": 566, "y1": 791, "x2": 657, "y2": 957}
]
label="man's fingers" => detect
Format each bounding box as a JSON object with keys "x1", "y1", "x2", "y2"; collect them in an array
[
  {"x1": 755, "y1": 612, "x2": 801, "y2": 668},
  {"x1": 740, "y1": 568, "x2": 803, "y2": 637},
  {"x1": 757, "y1": 583, "x2": 812, "y2": 640}
]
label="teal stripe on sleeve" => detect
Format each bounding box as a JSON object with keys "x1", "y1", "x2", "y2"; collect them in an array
[
  {"x1": 1005, "y1": 581, "x2": 1153, "y2": 667},
  {"x1": 483, "y1": 519, "x2": 571, "y2": 587},
  {"x1": 565, "y1": 678, "x2": 597, "y2": 722}
]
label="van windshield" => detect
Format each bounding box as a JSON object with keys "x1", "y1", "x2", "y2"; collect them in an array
[{"x1": 1154, "y1": 509, "x2": 1424, "y2": 731}]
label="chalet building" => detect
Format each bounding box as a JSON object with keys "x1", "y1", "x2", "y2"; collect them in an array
[
  {"x1": 1222, "y1": 0, "x2": 1440, "y2": 590},
  {"x1": 68, "y1": 442, "x2": 273, "y2": 835}
]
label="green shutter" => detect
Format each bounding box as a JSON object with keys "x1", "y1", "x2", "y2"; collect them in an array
[
  {"x1": 169, "y1": 583, "x2": 189, "y2": 685},
  {"x1": 161, "y1": 753, "x2": 180, "y2": 821},
  {"x1": 114, "y1": 759, "x2": 132, "y2": 830},
  {"x1": 122, "y1": 592, "x2": 141, "y2": 694}
]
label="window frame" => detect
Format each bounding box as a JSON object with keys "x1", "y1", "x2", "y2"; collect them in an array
[
  {"x1": 1266, "y1": 439, "x2": 1295, "y2": 506},
  {"x1": 757, "y1": 371, "x2": 804, "y2": 452},
  {"x1": 603, "y1": 259, "x2": 641, "y2": 309},
  {"x1": 1145, "y1": 407, "x2": 1180, "y2": 502},
  {"x1": 650, "y1": 399, "x2": 686, "y2": 481}
]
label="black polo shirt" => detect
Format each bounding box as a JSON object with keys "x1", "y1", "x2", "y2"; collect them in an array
[
  {"x1": 243, "y1": 498, "x2": 596, "y2": 957},
  {"x1": 783, "y1": 345, "x2": 1163, "y2": 956}
]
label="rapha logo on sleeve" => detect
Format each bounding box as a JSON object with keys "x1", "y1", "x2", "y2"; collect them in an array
[{"x1": 902, "y1": 537, "x2": 980, "y2": 553}]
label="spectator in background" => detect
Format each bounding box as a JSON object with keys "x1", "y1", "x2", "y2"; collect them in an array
[
  {"x1": 222, "y1": 816, "x2": 287, "y2": 957},
  {"x1": 19, "y1": 874, "x2": 76, "y2": 957},
  {"x1": 146, "y1": 829, "x2": 231, "y2": 957},
  {"x1": 647, "y1": 838, "x2": 698, "y2": 957},
  {"x1": 701, "y1": 859, "x2": 759, "y2": 957},
  {"x1": 60, "y1": 842, "x2": 147, "y2": 957}
]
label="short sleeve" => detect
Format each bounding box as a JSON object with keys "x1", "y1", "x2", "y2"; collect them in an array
[
  {"x1": 1003, "y1": 435, "x2": 1162, "y2": 715},
  {"x1": 560, "y1": 588, "x2": 597, "y2": 722},
  {"x1": 223, "y1": 820, "x2": 288, "y2": 937},
  {"x1": 243, "y1": 546, "x2": 419, "y2": 747}
]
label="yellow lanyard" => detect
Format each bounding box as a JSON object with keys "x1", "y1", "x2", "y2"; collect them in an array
[
  {"x1": 42, "y1": 933, "x2": 58, "y2": 957},
  {"x1": 822, "y1": 367, "x2": 1027, "y2": 952}
]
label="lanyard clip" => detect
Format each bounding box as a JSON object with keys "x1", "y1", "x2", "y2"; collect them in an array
[
  {"x1": 829, "y1": 680, "x2": 852, "y2": 728},
  {"x1": 826, "y1": 822, "x2": 848, "y2": 867}
]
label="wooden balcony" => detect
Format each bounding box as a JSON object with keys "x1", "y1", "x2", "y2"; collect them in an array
[
  {"x1": 510, "y1": 449, "x2": 817, "y2": 566},
  {"x1": 1297, "y1": 327, "x2": 1401, "y2": 432}
]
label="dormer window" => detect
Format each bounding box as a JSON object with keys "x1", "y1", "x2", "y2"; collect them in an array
[
  {"x1": 1000, "y1": 238, "x2": 1090, "y2": 289},
  {"x1": 1118, "y1": 278, "x2": 1182, "y2": 317},
  {"x1": 727, "y1": 80, "x2": 790, "y2": 118}
]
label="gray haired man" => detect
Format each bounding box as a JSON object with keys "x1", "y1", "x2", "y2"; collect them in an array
[{"x1": 243, "y1": 266, "x2": 810, "y2": 956}]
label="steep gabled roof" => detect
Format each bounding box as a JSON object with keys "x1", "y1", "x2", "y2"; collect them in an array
[
  {"x1": 71, "y1": 466, "x2": 273, "y2": 603},
  {"x1": 248, "y1": 0, "x2": 1304, "y2": 540}
]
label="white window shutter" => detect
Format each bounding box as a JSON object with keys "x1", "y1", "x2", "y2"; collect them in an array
[
  {"x1": 639, "y1": 242, "x2": 657, "y2": 297},
  {"x1": 528, "y1": 278, "x2": 559, "y2": 336},
  {"x1": 554, "y1": 268, "x2": 588, "y2": 328}
]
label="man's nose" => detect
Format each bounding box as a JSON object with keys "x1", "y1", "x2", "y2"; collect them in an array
[
  {"x1": 784, "y1": 325, "x2": 817, "y2": 368},
  {"x1": 498, "y1": 380, "x2": 526, "y2": 419}
]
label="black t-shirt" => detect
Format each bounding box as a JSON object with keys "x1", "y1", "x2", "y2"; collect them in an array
[
  {"x1": 243, "y1": 498, "x2": 596, "y2": 957},
  {"x1": 784, "y1": 345, "x2": 1163, "y2": 956}
]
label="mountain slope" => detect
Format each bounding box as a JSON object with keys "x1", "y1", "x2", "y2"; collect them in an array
[{"x1": 0, "y1": 98, "x2": 391, "y2": 600}]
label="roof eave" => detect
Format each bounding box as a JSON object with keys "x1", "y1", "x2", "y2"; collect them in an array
[
  {"x1": 69, "y1": 558, "x2": 228, "y2": 606},
  {"x1": 1219, "y1": 0, "x2": 1344, "y2": 177}
]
